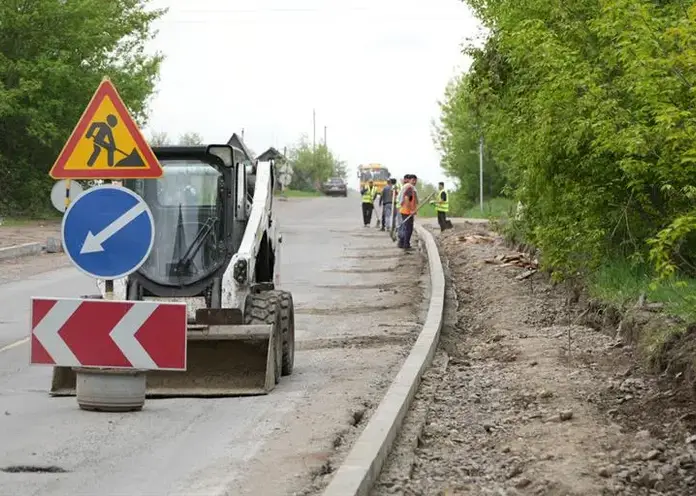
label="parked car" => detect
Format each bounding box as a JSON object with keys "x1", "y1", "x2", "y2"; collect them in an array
[{"x1": 322, "y1": 177, "x2": 348, "y2": 197}]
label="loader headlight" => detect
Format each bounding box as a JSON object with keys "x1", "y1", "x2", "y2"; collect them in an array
[{"x1": 233, "y1": 259, "x2": 248, "y2": 284}]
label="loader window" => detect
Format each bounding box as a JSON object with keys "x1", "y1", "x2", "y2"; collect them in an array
[
  {"x1": 134, "y1": 159, "x2": 228, "y2": 286},
  {"x1": 157, "y1": 161, "x2": 221, "y2": 207}
]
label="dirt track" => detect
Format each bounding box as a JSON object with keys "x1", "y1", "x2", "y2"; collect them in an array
[
  {"x1": 0, "y1": 221, "x2": 69, "y2": 284},
  {"x1": 373, "y1": 221, "x2": 696, "y2": 496},
  {"x1": 0, "y1": 220, "x2": 60, "y2": 248}
]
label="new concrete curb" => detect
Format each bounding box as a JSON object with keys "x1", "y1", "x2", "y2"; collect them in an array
[
  {"x1": 0, "y1": 242, "x2": 42, "y2": 261},
  {"x1": 322, "y1": 224, "x2": 445, "y2": 496}
]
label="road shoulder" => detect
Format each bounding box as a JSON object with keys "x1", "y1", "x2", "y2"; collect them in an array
[{"x1": 373, "y1": 221, "x2": 696, "y2": 495}]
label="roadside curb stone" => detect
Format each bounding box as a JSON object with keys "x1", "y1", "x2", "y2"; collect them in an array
[
  {"x1": 0, "y1": 242, "x2": 43, "y2": 261},
  {"x1": 321, "y1": 224, "x2": 446, "y2": 496}
]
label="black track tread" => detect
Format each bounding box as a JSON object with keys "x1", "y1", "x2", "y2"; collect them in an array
[
  {"x1": 244, "y1": 292, "x2": 282, "y2": 384},
  {"x1": 275, "y1": 291, "x2": 295, "y2": 376}
]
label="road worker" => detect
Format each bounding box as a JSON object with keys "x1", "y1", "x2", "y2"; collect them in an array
[
  {"x1": 373, "y1": 189, "x2": 383, "y2": 229},
  {"x1": 395, "y1": 174, "x2": 410, "y2": 236},
  {"x1": 360, "y1": 180, "x2": 378, "y2": 227},
  {"x1": 389, "y1": 178, "x2": 399, "y2": 231},
  {"x1": 380, "y1": 179, "x2": 395, "y2": 232},
  {"x1": 430, "y1": 181, "x2": 452, "y2": 232},
  {"x1": 398, "y1": 174, "x2": 418, "y2": 250}
]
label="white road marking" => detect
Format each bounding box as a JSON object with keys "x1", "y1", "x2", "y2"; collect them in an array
[
  {"x1": 32, "y1": 299, "x2": 82, "y2": 366},
  {"x1": 0, "y1": 336, "x2": 29, "y2": 353},
  {"x1": 109, "y1": 302, "x2": 158, "y2": 368}
]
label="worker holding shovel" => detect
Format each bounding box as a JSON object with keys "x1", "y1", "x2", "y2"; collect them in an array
[
  {"x1": 392, "y1": 177, "x2": 437, "y2": 246},
  {"x1": 398, "y1": 175, "x2": 418, "y2": 250}
]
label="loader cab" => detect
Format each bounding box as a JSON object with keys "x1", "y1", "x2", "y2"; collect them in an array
[{"x1": 123, "y1": 145, "x2": 239, "y2": 301}]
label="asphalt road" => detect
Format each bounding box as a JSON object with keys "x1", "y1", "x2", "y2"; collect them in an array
[{"x1": 0, "y1": 194, "x2": 427, "y2": 496}]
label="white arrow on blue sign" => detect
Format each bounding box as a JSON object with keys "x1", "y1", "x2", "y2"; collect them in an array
[{"x1": 61, "y1": 184, "x2": 155, "y2": 280}]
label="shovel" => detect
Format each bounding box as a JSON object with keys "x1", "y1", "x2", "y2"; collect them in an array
[{"x1": 113, "y1": 146, "x2": 146, "y2": 167}]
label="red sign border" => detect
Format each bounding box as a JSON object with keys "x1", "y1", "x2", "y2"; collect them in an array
[{"x1": 49, "y1": 78, "x2": 163, "y2": 180}]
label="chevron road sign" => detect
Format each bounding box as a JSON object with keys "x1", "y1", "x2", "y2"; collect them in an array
[{"x1": 30, "y1": 297, "x2": 187, "y2": 370}]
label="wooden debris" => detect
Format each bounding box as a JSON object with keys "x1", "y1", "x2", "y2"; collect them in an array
[
  {"x1": 458, "y1": 234, "x2": 496, "y2": 244},
  {"x1": 484, "y1": 251, "x2": 539, "y2": 272},
  {"x1": 516, "y1": 269, "x2": 538, "y2": 280}
]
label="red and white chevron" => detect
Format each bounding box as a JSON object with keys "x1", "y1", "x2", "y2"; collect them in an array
[{"x1": 30, "y1": 297, "x2": 187, "y2": 370}]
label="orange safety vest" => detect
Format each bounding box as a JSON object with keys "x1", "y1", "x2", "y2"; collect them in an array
[{"x1": 400, "y1": 186, "x2": 417, "y2": 215}]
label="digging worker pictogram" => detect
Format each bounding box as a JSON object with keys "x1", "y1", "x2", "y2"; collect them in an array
[{"x1": 85, "y1": 114, "x2": 145, "y2": 168}]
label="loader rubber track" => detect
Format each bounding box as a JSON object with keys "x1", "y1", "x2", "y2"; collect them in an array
[{"x1": 244, "y1": 292, "x2": 283, "y2": 384}]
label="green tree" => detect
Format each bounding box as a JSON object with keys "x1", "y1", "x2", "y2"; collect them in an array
[
  {"x1": 286, "y1": 135, "x2": 345, "y2": 190},
  {"x1": 0, "y1": 0, "x2": 167, "y2": 216},
  {"x1": 434, "y1": 73, "x2": 507, "y2": 206},
  {"x1": 417, "y1": 181, "x2": 438, "y2": 201},
  {"x1": 442, "y1": 0, "x2": 696, "y2": 281},
  {"x1": 149, "y1": 131, "x2": 171, "y2": 146},
  {"x1": 178, "y1": 132, "x2": 204, "y2": 146}
]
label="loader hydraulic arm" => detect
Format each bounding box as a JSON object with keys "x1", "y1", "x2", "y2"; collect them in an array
[{"x1": 231, "y1": 160, "x2": 275, "y2": 286}]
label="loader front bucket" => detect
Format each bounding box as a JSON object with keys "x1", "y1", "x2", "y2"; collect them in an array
[{"x1": 49, "y1": 324, "x2": 278, "y2": 398}]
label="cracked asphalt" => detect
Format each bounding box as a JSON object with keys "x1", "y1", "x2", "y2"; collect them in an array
[{"x1": 0, "y1": 194, "x2": 428, "y2": 496}]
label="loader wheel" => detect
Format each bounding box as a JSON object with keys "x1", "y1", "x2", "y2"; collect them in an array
[
  {"x1": 244, "y1": 292, "x2": 283, "y2": 384},
  {"x1": 264, "y1": 290, "x2": 295, "y2": 376},
  {"x1": 276, "y1": 291, "x2": 295, "y2": 376}
]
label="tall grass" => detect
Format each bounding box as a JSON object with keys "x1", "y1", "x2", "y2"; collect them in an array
[{"x1": 589, "y1": 258, "x2": 696, "y2": 324}]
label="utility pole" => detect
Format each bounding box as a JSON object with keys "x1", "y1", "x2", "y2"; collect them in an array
[
  {"x1": 324, "y1": 125, "x2": 327, "y2": 147},
  {"x1": 282, "y1": 146, "x2": 288, "y2": 196},
  {"x1": 479, "y1": 135, "x2": 484, "y2": 212},
  {"x1": 312, "y1": 109, "x2": 316, "y2": 169}
]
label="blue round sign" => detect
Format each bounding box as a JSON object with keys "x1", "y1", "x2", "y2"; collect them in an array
[{"x1": 61, "y1": 185, "x2": 155, "y2": 279}]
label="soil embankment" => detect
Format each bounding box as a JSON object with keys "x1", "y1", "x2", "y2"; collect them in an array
[{"x1": 373, "y1": 221, "x2": 696, "y2": 496}]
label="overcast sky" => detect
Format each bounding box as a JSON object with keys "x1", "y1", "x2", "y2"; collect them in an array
[{"x1": 143, "y1": 0, "x2": 480, "y2": 188}]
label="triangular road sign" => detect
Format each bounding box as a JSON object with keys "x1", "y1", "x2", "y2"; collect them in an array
[{"x1": 49, "y1": 78, "x2": 163, "y2": 180}]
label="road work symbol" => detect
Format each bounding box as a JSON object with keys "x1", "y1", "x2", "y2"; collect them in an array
[
  {"x1": 85, "y1": 114, "x2": 145, "y2": 168},
  {"x1": 49, "y1": 78, "x2": 163, "y2": 180},
  {"x1": 62, "y1": 184, "x2": 155, "y2": 279}
]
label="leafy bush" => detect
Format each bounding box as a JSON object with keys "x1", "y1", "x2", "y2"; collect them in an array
[{"x1": 437, "y1": 0, "x2": 696, "y2": 284}]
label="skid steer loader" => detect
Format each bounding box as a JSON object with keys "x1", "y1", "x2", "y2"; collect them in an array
[{"x1": 50, "y1": 134, "x2": 296, "y2": 397}]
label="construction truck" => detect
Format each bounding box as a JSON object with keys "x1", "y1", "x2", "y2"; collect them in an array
[
  {"x1": 50, "y1": 133, "x2": 296, "y2": 397},
  {"x1": 357, "y1": 163, "x2": 390, "y2": 192}
]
